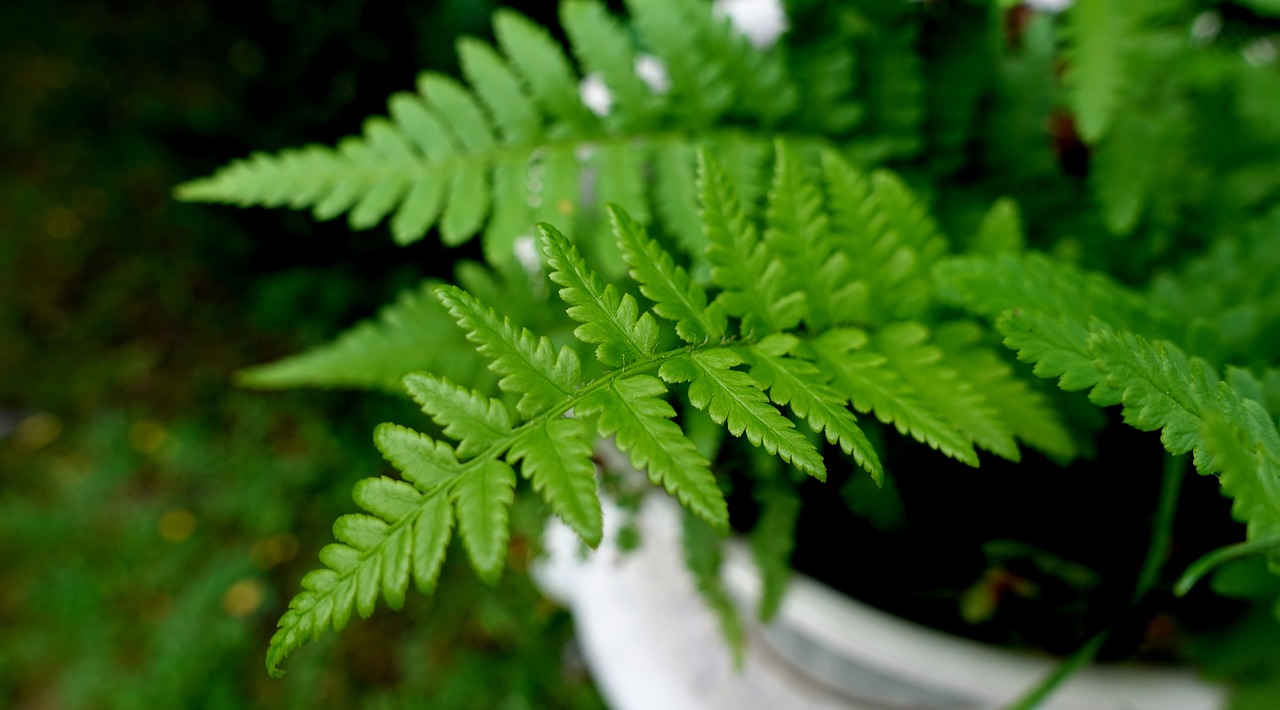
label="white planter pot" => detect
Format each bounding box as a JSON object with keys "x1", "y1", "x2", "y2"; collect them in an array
[{"x1": 535, "y1": 494, "x2": 1227, "y2": 710}]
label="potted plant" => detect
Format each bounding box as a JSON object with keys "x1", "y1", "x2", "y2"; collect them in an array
[{"x1": 178, "y1": 0, "x2": 1280, "y2": 706}]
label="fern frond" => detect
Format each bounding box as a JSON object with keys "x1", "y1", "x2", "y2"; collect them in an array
[
  {"x1": 401, "y1": 373, "x2": 513, "y2": 458},
  {"x1": 578, "y1": 375, "x2": 728, "y2": 530},
  {"x1": 1063, "y1": 0, "x2": 1128, "y2": 142},
  {"x1": 821, "y1": 151, "x2": 946, "y2": 323},
  {"x1": 747, "y1": 334, "x2": 882, "y2": 481},
  {"x1": 179, "y1": 2, "x2": 851, "y2": 262},
  {"x1": 763, "y1": 140, "x2": 839, "y2": 329},
  {"x1": 373, "y1": 423, "x2": 461, "y2": 491},
  {"x1": 1202, "y1": 412, "x2": 1280, "y2": 569},
  {"x1": 560, "y1": 0, "x2": 662, "y2": 132},
  {"x1": 653, "y1": 141, "x2": 706, "y2": 257},
  {"x1": 933, "y1": 322, "x2": 1078, "y2": 462},
  {"x1": 236, "y1": 280, "x2": 489, "y2": 393},
  {"x1": 660, "y1": 348, "x2": 825, "y2": 479},
  {"x1": 610, "y1": 204, "x2": 726, "y2": 344},
  {"x1": 456, "y1": 37, "x2": 542, "y2": 145},
  {"x1": 265, "y1": 483, "x2": 453, "y2": 678},
  {"x1": 933, "y1": 252, "x2": 1166, "y2": 337},
  {"x1": 751, "y1": 483, "x2": 800, "y2": 621},
  {"x1": 991, "y1": 317, "x2": 1280, "y2": 569},
  {"x1": 435, "y1": 284, "x2": 581, "y2": 417},
  {"x1": 681, "y1": 507, "x2": 745, "y2": 665},
  {"x1": 970, "y1": 196, "x2": 1025, "y2": 256},
  {"x1": 1088, "y1": 330, "x2": 1224, "y2": 467},
  {"x1": 508, "y1": 417, "x2": 603, "y2": 547},
  {"x1": 872, "y1": 322, "x2": 1019, "y2": 461},
  {"x1": 996, "y1": 310, "x2": 1119, "y2": 403},
  {"x1": 538, "y1": 222, "x2": 658, "y2": 366},
  {"x1": 699, "y1": 149, "x2": 804, "y2": 335},
  {"x1": 493, "y1": 9, "x2": 597, "y2": 131},
  {"x1": 452, "y1": 459, "x2": 518, "y2": 582},
  {"x1": 1084, "y1": 330, "x2": 1280, "y2": 566},
  {"x1": 810, "y1": 327, "x2": 978, "y2": 466},
  {"x1": 624, "y1": 0, "x2": 732, "y2": 126}
]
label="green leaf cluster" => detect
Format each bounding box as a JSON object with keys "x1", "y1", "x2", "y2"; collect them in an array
[{"x1": 263, "y1": 140, "x2": 1083, "y2": 673}]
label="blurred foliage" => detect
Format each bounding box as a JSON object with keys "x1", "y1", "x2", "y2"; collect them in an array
[{"x1": 0, "y1": 0, "x2": 601, "y2": 707}]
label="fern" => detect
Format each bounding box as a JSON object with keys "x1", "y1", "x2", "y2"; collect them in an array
[
  {"x1": 236, "y1": 279, "x2": 489, "y2": 394},
  {"x1": 1063, "y1": 0, "x2": 1128, "y2": 143},
  {"x1": 175, "y1": 0, "x2": 851, "y2": 269},
  {"x1": 944, "y1": 253, "x2": 1280, "y2": 574}
]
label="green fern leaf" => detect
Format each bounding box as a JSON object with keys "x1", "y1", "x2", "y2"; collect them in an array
[
  {"x1": 872, "y1": 322, "x2": 1019, "y2": 461},
  {"x1": 933, "y1": 323, "x2": 1078, "y2": 462},
  {"x1": 764, "y1": 140, "x2": 837, "y2": 329},
  {"x1": 624, "y1": 0, "x2": 731, "y2": 126},
  {"x1": 1064, "y1": 0, "x2": 1127, "y2": 142},
  {"x1": 593, "y1": 141, "x2": 651, "y2": 227},
  {"x1": 747, "y1": 334, "x2": 882, "y2": 481},
  {"x1": 699, "y1": 149, "x2": 804, "y2": 335},
  {"x1": 934, "y1": 252, "x2": 1164, "y2": 337},
  {"x1": 538, "y1": 223, "x2": 659, "y2": 366},
  {"x1": 996, "y1": 310, "x2": 1119, "y2": 403},
  {"x1": 435, "y1": 284, "x2": 581, "y2": 416},
  {"x1": 1088, "y1": 330, "x2": 1221, "y2": 466},
  {"x1": 971, "y1": 197, "x2": 1025, "y2": 255},
  {"x1": 353, "y1": 478, "x2": 453, "y2": 596},
  {"x1": 235, "y1": 280, "x2": 489, "y2": 393},
  {"x1": 681, "y1": 507, "x2": 744, "y2": 665},
  {"x1": 751, "y1": 483, "x2": 801, "y2": 621},
  {"x1": 452, "y1": 459, "x2": 518, "y2": 583},
  {"x1": 578, "y1": 375, "x2": 728, "y2": 530},
  {"x1": 1203, "y1": 411, "x2": 1280, "y2": 568},
  {"x1": 810, "y1": 327, "x2": 978, "y2": 466},
  {"x1": 610, "y1": 204, "x2": 726, "y2": 344},
  {"x1": 419, "y1": 73, "x2": 497, "y2": 155},
  {"x1": 508, "y1": 418, "x2": 603, "y2": 547},
  {"x1": 653, "y1": 141, "x2": 707, "y2": 257},
  {"x1": 456, "y1": 37, "x2": 541, "y2": 145},
  {"x1": 660, "y1": 348, "x2": 825, "y2": 479},
  {"x1": 821, "y1": 151, "x2": 945, "y2": 323},
  {"x1": 265, "y1": 483, "x2": 453, "y2": 677},
  {"x1": 561, "y1": 0, "x2": 662, "y2": 131},
  {"x1": 1075, "y1": 330, "x2": 1280, "y2": 567},
  {"x1": 401, "y1": 373, "x2": 513, "y2": 458},
  {"x1": 373, "y1": 423, "x2": 460, "y2": 491},
  {"x1": 493, "y1": 9, "x2": 596, "y2": 131}
]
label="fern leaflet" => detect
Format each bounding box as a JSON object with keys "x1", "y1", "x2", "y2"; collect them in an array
[
  {"x1": 747, "y1": 334, "x2": 883, "y2": 481},
  {"x1": 578, "y1": 375, "x2": 728, "y2": 531},
  {"x1": 660, "y1": 348, "x2": 825, "y2": 479},
  {"x1": 236, "y1": 279, "x2": 489, "y2": 394},
  {"x1": 539, "y1": 222, "x2": 659, "y2": 366},
  {"x1": 611, "y1": 204, "x2": 726, "y2": 344},
  {"x1": 699, "y1": 148, "x2": 804, "y2": 335},
  {"x1": 508, "y1": 418, "x2": 603, "y2": 547},
  {"x1": 810, "y1": 327, "x2": 978, "y2": 466},
  {"x1": 872, "y1": 322, "x2": 1019, "y2": 461},
  {"x1": 402, "y1": 373, "x2": 513, "y2": 458},
  {"x1": 435, "y1": 285, "x2": 581, "y2": 417}
]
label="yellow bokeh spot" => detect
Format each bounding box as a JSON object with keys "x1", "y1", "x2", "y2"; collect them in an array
[
  {"x1": 557, "y1": 198, "x2": 575, "y2": 216},
  {"x1": 250, "y1": 534, "x2": 300, "y2": 570},
  {"x1": 129, "y1": 419, "x2": 169, "y2": 455},
  {"x1": 42, "y1": 206, "x2": 83, "y2": 240},
  {"x1": 223, "y1": 578, "x2": 266, "y2": 618},
  {"x1": 13, "y1": 413, "x2": 62, "y2": 450},
  {"x1": 159, "y1": 509, "x2": 196, "y2": 542}
]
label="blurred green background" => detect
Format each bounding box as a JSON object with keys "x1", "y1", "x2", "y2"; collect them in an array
[{"x1": 0, "y1": 1, "x2": 603, "y2": 707}]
